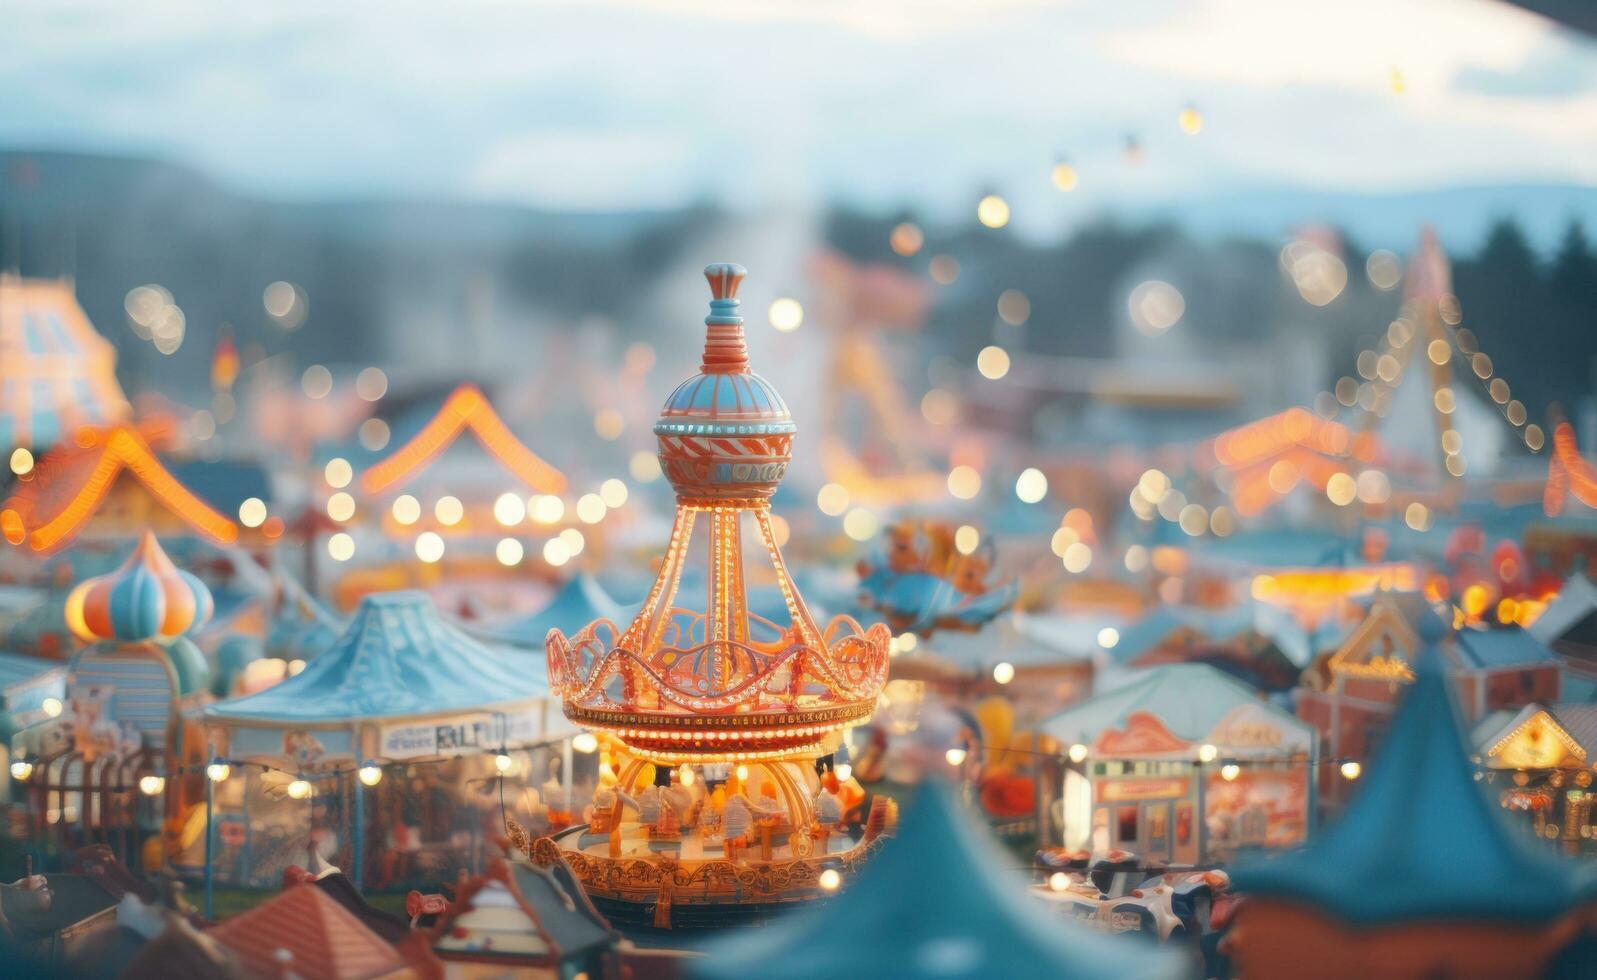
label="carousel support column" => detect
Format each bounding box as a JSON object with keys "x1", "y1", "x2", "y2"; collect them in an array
[
  {"x1": 204, "y1": 741, "x2": 215, "y2": 922},
  {"x1": 353, "y1": 771, "x2": 365, "y2": 894},
  {"x1": 241, "y1": 765, "x2": 253, "y2": 886},
  {"x1": 562, "y1": 738, "x2": 574, "y2": 812}
]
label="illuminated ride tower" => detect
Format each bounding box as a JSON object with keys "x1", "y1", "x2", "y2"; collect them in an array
[{"x1": 536, "y1": 264, "x2": 893, "y2": 929}]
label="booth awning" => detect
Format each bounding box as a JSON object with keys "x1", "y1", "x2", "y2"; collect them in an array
[{"x1": 206, "y1": 590, "x2": 546, "y2": 723}]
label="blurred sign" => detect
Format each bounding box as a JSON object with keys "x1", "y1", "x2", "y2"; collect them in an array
[{"x1": 380, "y1": 711, "x2": 540, "y2": 760}]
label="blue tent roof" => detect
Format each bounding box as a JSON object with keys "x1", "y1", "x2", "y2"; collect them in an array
[
  {"x1": 476, "y1": 575, "x2": 631, "y2": 648},
  {"x1": 1041, "y1": 663, "x2": 1312, "y2": 752},
  {"x1": 696, "y1": 782, "x2": 1178, "y2": 980},
  {"x1": 1451, "y1": 627, "x2": 1559, "y2": 671},
  {"x1": 205, "y1": 591, "x2": 547, "y2": 723},
  {"x1": 1233, "y1": 648, "x2": 1593, "y2": 925},
  {"x1": 0, "y1": 650, "x2": 57, "y2": 689}
]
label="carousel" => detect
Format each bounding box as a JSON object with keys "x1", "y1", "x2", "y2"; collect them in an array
[{"x1": 530, "y1": 264, "x2": 894, "y2": 930}]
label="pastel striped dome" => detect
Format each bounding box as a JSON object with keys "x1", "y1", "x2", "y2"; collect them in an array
[
  {"x1": 66, "y1": 531, "x2": 214, "y2": 642},
  {"x1": 654, "y1": 264, "x2": 796, "y2": 499}
]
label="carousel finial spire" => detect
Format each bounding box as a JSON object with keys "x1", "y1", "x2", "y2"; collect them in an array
[{"x1": 700, "y1": 262, "x2": 748, "y2": 373}]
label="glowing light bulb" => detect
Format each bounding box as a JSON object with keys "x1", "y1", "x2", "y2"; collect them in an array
[
  {"x1": 835, "y1": 764, "x2": 852, "y2": 783},
  {"x1": 10, "y1": 760, "x2": 34, "y2": 781},
  {"x1": 358, "y1": 762, "x2": 383, "y2": 787},
  {"x1": 576, "y1": 493, "x2": 607, "y2": 524},
  {"x1": 977, "y1": 195, "x2": 1010, "y2": 229},
  {"x1": 9, "y1": 448, "x2": 34, "y2": 476},
  {"x1": 287, "y1": 778, "x2": 313, "y2": 800},
  {"x1": 679, "y1": 766, "x2": 695, "y2": 787},
  {"x1": 392, "y1": 495, "x2": 421, "y2": 525},
  {"x1": 530, "y1": 495, "x2": 566, "y2": 524},
  {"x1": 239, "y1": 497, "x2": 268, "y2": 528},
  {"x1": 326, "y1": 492, "x2": 356, "y2": 523},
  {"x1": 206, "y1": 760, "x2": 231, "y2": 783},
  {"x1": 1015, "y1": 467, "x2": 1047, "y2": 503},
  {"x1": 435, "y1": 496, "x2": 464, "y2": 526},
  {"x1": 1341, "y1": 760, "x2": 1361, "y2": 781},
  {"x1": 1049, "y1": 872, "x2": 1070, "y2": 892},
  {"x1": 1097, "y1": 628, "x2": 1119, "y2": 649},
  {"x1": 817, "y1": 483, "x2": 850, "y2": 516},
  {"x1": 139, "y1": 775, "x2": 166, "y2": 796},
  {"x1": 1220, "y1": 764, "x2": 1240, "y2": 782},
  {"x1": 493, "y1": 492, "x2": 526, "y2": 526},
  {"x1": 819, "y1": 868, "x2": 842, "y2": 891},
  {"x1": 992, "y1": 662, "x2": 1015, "y2": 685},
  {"x1": 599, "y1": 478, "x2": 629, "y2": 509},
  {"x1": 327, "y1": 532, "x2": 355, "y2": 562},
  {"x1": 572, "y1": 732, "x2": 599, "y2": 754},
  {"x1": 945, "y1": 747, "x2": 968, "y2": 766},
  {"x1": 1198, "y1": 744, "x2": 1218, "y2": 764},
  {"x1": 768, "y1": 298, "x2": 804, "y2": 333},
  {"x1": 1068, "y1": 744, "x2": 1088, "y2": 764},
  {"x1": 495, "y1": 538, "x2": 524, "y2": 566},
  {"x1": 736, "y1": 765, "x2": 750, "y2": 782},
  {"x1": 42, "y1": 697, "x2": 62, "y2": 718},
  {"x1": 415, "y1": 532, "x2": 445, "y2": 563},
  {"x1": 494, "y1": 754, "x2": 513, "y2": 774},
  {"x1": 955, "y1": 525, "x2": 980, "y2": 555},
  {"x1": 977, "y1": 345, "x2": 1010, "y2": 380},
  {"x1": 324, "y1": 458, "x2": 353, "y2": 489}
]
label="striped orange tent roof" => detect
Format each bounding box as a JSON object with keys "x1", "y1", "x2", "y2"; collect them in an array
[
  {"x1": 1, "y1": 426, "x2": 239, "y2": 553},
  {"x1": 208, "y1": 882, "x2": 407, "y2": 980},
  {"x1": 359, "y1": 383, "x2": 565, "y2": 496},
  {"x1": 0, "y1": 275, "x2": 129, "y2": 451}
]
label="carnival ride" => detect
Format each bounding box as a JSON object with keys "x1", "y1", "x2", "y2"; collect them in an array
[
  {"x1": 533, "y1": 263, "x2": 894, "y2": 929},
  {"x1": 854, "y1": 519, "x2": 1018, "y2": 636}
]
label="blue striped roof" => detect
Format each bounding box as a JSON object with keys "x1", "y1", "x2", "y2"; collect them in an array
[
  {"x1": 1234, "y1": 648, "x2": 1593, "y2": 924},
  {"x1": 206, "y1": 591, "x2": 547, "y2": 723},
  {"x1": 658, "y1": 370, "x2": 791, "y2": 421}
]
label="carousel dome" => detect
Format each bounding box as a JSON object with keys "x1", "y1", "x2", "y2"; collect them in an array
[
  {"x1": 654, "y1": 263, "x2": 796, "y2": 500},
  {"x1": 65, "y1": 531, "x2": 214, "y2": 642}
]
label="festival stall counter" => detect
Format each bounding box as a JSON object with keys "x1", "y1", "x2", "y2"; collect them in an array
[
  {"x1": 1043, "y1": 664, "x2": 1316, "y2": 866},
  {"x1": 202, "y1": 590, "x2": 570, "y2": 890}
]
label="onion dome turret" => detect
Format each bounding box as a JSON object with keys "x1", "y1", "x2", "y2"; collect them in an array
[{"x1": 65, "y1": 531, "x2": 214, "y2": 642}]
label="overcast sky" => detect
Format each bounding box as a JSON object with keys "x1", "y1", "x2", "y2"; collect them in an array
[{"x1": 2, "y1": 0, "x2": 1594, "y2": 232}]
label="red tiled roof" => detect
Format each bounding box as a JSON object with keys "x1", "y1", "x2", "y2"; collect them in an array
[{"x1": 208, "y1": 883, "x2": 406, "y2": 980}]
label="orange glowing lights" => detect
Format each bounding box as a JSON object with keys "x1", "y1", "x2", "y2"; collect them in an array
[
  {"x1": 359, "y1": 385, "x2": 566, "y2": 496},
  {"x1": 1545, "y1": 421, "x2": 1597, "y2": 516},
  {"x1": 2, "y1": 426, "x2": 239, "y2": 553}
]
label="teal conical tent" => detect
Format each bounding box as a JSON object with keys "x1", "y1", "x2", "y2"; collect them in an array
[
  {"x1": 696, "y1": 782, "x2": 1179, "y2": 980},
  {"x1": 1234, "y1": 645, "x2": 1593, "y2": 924},
  {"x1": 474, "y1": 574, "x2": 629, "y2": 649}
]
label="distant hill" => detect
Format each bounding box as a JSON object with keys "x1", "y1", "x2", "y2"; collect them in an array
[{"x1": 0, "y1": 149, "x2": 712, "y2": 395}]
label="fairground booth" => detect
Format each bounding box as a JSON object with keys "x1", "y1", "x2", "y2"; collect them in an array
[
  {"x1": 201, "y1": 590, "x2": 572, "y2": 891},
  {"x1": 10, "y1": 532, "x2": 213, "y2": 874},
  {"x1": 1043, "y1": 663, "x2": 1316, "y2": 866}
]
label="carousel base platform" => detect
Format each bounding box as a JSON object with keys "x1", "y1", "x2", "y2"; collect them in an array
[{"x1": 523, "y1": 823, "x2": 889, "y2": 933}]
